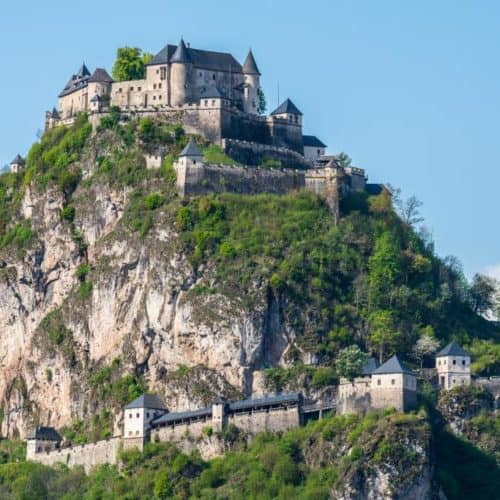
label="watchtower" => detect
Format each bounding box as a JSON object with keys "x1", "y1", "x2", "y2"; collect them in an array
[
  {"x1": 26, "y1": 427, "x2": 62, "y2": 460},
  {"x1": 436, "y1": 341, "x2": 471, "y2": 390}
]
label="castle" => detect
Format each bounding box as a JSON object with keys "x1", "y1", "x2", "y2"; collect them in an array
[{"x1": 26, "y1": 342, "x2": 482, "y2": 472}]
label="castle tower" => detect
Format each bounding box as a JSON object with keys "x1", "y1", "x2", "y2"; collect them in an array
[
  {"x1": 174, "y1": 140, "x2": 204, "y2": 197},
  {"x1": 268, "y1": 98, "x2": 304, "y2": 153},
  {"x1": 370, "y1": 355, "x2": 417, "y2": 412},
  {"x1": 242, "y1": 49, "x2": 261, "y2": 115},
  {"x1": 123, "y1": 394, "x2": 167, "y2": 451},
  {"x1": 436, "y1": 341, "x2": 471, "y2": 390},
  {"x1": 10, "y1": 154, "x2": 25, "y2": 174},
  {"x1": 170, "y1": 38, "x2": 193, "y2": 106},
  {"x1": 211, "y1": 400, "x2": 227, "y2": 432},
  {"x1": 26, "y1": 427, "x2": 62, "y2": 460}
]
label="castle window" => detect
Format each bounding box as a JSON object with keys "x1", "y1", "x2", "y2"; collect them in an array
[
  {"x1": 160, "y1": 67, "x2": 167, "y2": 80},
  {"x1": 462, "y1": 360, "x2": 466, "y2": 365},
  {"x1": 205, "y1": 100, "x2": 208, "y2": 106},
  {"x1": 158, "y1": 83, "x2": 162, "y2": 89},
  {"x1": 129, "y1": 414, "x2": 132, "y2": 418},
  {"x1": 146, "y1": 412, "x2": 150, "y2": 418},
  {"x1": 212, "y1": 100, "x2": 215, "y2": 105},
  {"x1": 199, "y1": 72, "x2": 202, "y2": 77},
  {"x1": 130, "y1": 87, "x2": 134, "y2": 91},
  {"x1": 156, "y1": 69, "x2": 159, "y2": 74},
  {"x1": 153, "y1": 84, "x2": 157, "y2": 89},
  {"x1": 136, "y1": 413, "x2": 140, "y2": 418},
  {"x1": 153, "y1": 96, "x2": 156, "y2": 100},
  {"x1": 118, "y1": 88, "x2": 122, "y2": 93},
  {"x1": 453, "y1": 359, "x2": 456, "y2": 365},
  {"x1": 213, "y1": 74, "x2": 216, "y2": 80},
  {"x1": 391, "y1": 379, "x2": 395, "y2": 385},
  {"x1": 377, "y1": 378, "x2": 381, "y2": 386},
  {"x1": 438, "y1": 360, "x2": 441, "y2": 366},
  {"x1": 138, "y1": 87, "x2": 142, "y2": 91},
  {"x1": 136, "y1": 431, "x2": 140, "y2": 435},
  {"x1": 159, "y1": 95, "x2": 162, "y2": 100}
]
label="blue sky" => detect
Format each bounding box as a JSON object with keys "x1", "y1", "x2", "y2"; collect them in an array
[{"x1": 0, "y1": 0, "x2": 498, "y2": 279}]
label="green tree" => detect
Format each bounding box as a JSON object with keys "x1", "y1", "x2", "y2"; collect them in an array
[
  {"x1": 112, "y1": 47, "x2": 152, "y2": 81},
  {"x1": 413, "y1": 330, "x2": 439, "y2": 368},
  {"x1": 337, "y1": 152, "x2": 352, "y2": 168},
  {"x1": 368, "y1": 310, "x2": 400, "y2": 363},
  {"x1": 469, "y1": 273, "x2": 497, "y2": 316},
  {"x1": 335, "y1": 345, "x2": 369, "y2": 380},
  {"x1": 367, "y1": 231, "x2": 402, "y2": 309},
  {"x1": 257, "y1": 87, "x2": 267, "y2": 114}
]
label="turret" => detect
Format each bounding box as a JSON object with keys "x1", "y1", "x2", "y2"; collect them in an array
[
  {"x1": 170, "y1": 38, "x2": 193, "y2": 106},
  {"x1": 26, "y1": 427, "x2": 62, "y2": 460},
  {"x1": 10, "y1": 154, "x2": 25, "y2": 173},
  {"x1": 242, "y1": 49, "x2": 261, "y2": 115},
  {"x1": 436, "y1": 342, "x2": 471, "y2": 390}
]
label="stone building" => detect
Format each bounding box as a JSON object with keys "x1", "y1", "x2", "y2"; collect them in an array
[
  {"x1": 10, "y1": 154, "x2": 25, "y2": 173},
  {"x1": 26, "y1": 427, "x2": 62, "y2": 460},
  {"x1": 436, "y1": 341, "x2": 471, "y2": 390},
  {"x1": 303, "y1": 135, "x2": 327, "y2": 163},
  {"x1": 337, "y1": 355, "x2": 417, "y2": 415}
]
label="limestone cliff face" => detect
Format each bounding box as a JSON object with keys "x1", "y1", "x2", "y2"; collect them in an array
[{"x1": 0, "y1": 176, "x2": 294, "y2": 438}]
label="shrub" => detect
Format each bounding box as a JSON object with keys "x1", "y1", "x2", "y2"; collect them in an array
[
  {"x1": 75, "y1": 264, "x2": 90, "y2": 282},
  {"x1": 60, "y1": 206, "x2": 75, "y2": 223},
  {"x1": 78, "y1": 281, "x2": 93, "y2": 300}
]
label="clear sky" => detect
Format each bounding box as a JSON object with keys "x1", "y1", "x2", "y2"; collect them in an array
[{"x1": 0, "y1": 0, "x2": 498, "y2": 279}]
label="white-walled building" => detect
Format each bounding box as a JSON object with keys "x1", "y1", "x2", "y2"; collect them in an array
[{"x1": 436, "y1": 341, "x2": 471, "y2": 390}]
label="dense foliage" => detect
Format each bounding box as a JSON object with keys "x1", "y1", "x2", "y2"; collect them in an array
[{"x1": 112, "y1": 47, "x2": 152, "y2": 82}]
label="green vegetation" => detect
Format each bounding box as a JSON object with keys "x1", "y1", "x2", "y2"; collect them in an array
[
  {"x1": 0, "y1": 221, "x2": 35, "y2": 253},
  {"x1": 264, "y1": 364, "x2": 337, "y2": 392},
  {"x1": 257, "y1": 87, "x2": 267, "y2": 115},
  {"x1": 203, "y1": 144, "x2": 238, "y2": 165},
  {"x1": 260, "y1": 158, "x2": 282, "y2": 168},
  {"x1": 112, "y1": 47, "x2": 152, "y2": 82},
  {"x1": 38, "y1": 309, "x2": 76, "y2": 364},
  {"x1": 177, "y1": 190, "x2": 499, "y2": 365}
]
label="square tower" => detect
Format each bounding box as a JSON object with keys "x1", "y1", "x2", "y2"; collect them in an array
[
  {"x1": 123, "y1": 394, "x2": 167, "y2": 450},
  {"x1": 26, "y1": 427, "x2": 62, "y2": 460},
  {"x1": 370, "y1": 355, "x2": 417, "y2": 412},
  {"x1": 436, "y1": 341, "x2": 471, "y2": 390}
]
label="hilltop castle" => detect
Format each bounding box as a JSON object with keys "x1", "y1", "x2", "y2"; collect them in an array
[{"x1": 46, "y1": 39, "x2": 311, "y2": 158}]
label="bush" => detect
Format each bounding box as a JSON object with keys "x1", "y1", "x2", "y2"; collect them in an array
[
  {"x1": 60, "y1": 206, "x2": 75, "y2": 223},
  {"x1": 78, "y1": 281, "x2": 93, "y2": 300},
  {"x1": 75, "y1": 264, "x2": 90, "y2": 282}
]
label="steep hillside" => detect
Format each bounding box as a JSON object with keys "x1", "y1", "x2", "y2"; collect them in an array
[{"x1": 0, "y1": 113, "x2": 498, "y2": 442}]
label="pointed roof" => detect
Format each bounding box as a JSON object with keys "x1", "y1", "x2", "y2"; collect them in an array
[
  {"x1": 303, "y1": 135, "x2": 327, "y2": 148},
  {"x1": 11, "y1": 154, "x2": 25, "y2": 165},
  {"x1": 242, "y1": 50, "x2": 260, "y2": 75},
  {"x1": 171, "y1": 38, "x2": 192, "y2": 64},
  {"x1": 361, "y1": 357, "x2": 378, "y2": 375},
  {"x1": 124, "y1": 393, "x2": 166, "y2": 410},
  {"x1": 26, "y1": 426, "x2": 62, "y2": 441},
  {"x1": 88, "y1": 68, "x2": 113, "y2": 83},
  {"x1": 372, "y1": 355, "x2": 414, "y2": 375},
  {"x1": 179, "y1": 140, "x2": 203, "y2": 158},
  {"x1": 76, "y1": 63, "x2": 91, "y2": 78},
  {"x1": 51, "y1": 107, "x2": 60, "y2": 119},
  {"x1": 436, "y1": 341, "x2": 469, "y2": 357},
  {"x1": 270, "y1": 98, "x2": 303, "y2": 116}
]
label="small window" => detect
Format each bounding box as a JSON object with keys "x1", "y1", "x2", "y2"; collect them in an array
[
  {"x1": 156, "y1": 69, "x2": 159, "y2": 74},
  {"x1": 118, "y1": 88, "x2": 122, "y2": 93},
  {"x1": 128, "y1": 431, "x2": 132, "y2": 436},
  {"x1": 129, "y1": 414, "x2": 132, "y2": 419},
  {"x1": 212, "y1": 100, "x2": 215, "y2": 105},
  {"x1": 130, "y1": 87, "x2": 134, "y2": 91},
  {"x1": 159, "y1": 95, "x2": 162, "y2": 100},
  {"x1": 146, "y1": 412, "x2": 150, "y2": 418},
  {"x1": 136, "y1": 413, "x2": 140, "y2": 418},
  {"x1": 377, "y1": 378, "x2": 381, "y2": 386},
  {"x1": 462, "y1": 360, "x2": 465, "y2": 365},
  {"x1": 136, "y1": 431, "x2": 139, "y2": 435},
  {"x1": 453, "y1": 359, "x2": 456, "y2": 365},
  {"x1": 138, "y1": 87, "x2": 142, "y2": 91},
  {"x1": 213, "y1": 74, "x2": 216, "y2": 80},
  {"x1": 153, "y1": 96, "x2": 156, "y2": 100},
  {"x1": 158, "y1": 83, "x2": 162, "y2": 89},
  {"x1": 205, "y1": 100, "x2": 208, "y2": 106},
  {"x1": 199, "y1": 72, "x2": 202, "y2": 77},
  {"x1": 153, "y1": 84, "x2": 157, "y2": 89},
  {"x1": 438, "y1": 360, "x2": 441, "y2": 366},
  {"x1": 391, "y1": 379, "x2": 395, "y2": 385}
]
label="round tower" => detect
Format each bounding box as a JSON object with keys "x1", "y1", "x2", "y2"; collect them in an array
[
  {"x1": 170, "y1": 38, "x2": 193, "y2": 106},
  {"x1": 242, "y1": 49, "x2": 261, "y2": 115}
]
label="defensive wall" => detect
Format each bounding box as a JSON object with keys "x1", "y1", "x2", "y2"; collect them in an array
[{"x1": 27, "y1": 437, "x2": 121, "y2": 473}]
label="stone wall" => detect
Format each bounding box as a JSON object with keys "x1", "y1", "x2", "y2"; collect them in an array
[
  {"x1": 151, "y1": 419, "x2": 210, "y2": 443},
  {"x1": 222, "y1": 139, "x2": 310, "y2": 169},
  {"x1": 228, "y1": 406, "x2": 300, "y2": 433},
  {"x1": 30, "y1": 437, "x2": 121, "y2": 473},
  {"x1": 176, "y1": 162, "x2": 305, "y2": 198},
  {"x1": 337, "y1": 377, "x2": 372, "y2": 415}
]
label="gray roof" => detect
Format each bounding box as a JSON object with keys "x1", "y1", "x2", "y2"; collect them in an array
[
  {"x1": 372, "y1": 355, "x2": 414, "y2": 375},
  {"x1": 90, "y1": 95, "x2": 101, "y2": 102},
  {"x1": 51, "y1": 107, "x2": 60, "y2": 119},
  {"x1": 124, "y1": 394, "x2": 166, "y2": 410},
  {"x1": 11, "y1": 154, "x2": 25, "y2": 165},
  {"x1": 59, "y1": 63, "x2": 92, "y2": 97},
  {"x1": 199, "y1": 86, "x2": 223, "y2": 99},
  {"x1": 228, "y1": 393, "x2": 300, "y2": 412},
  {"x1": 271, "y1": 98, "x2": 303, "y2": 116},
  {"x1": 361, "y1": 357, "x2": 378, "y2": 375},
  {"x1": 365, "y1": 183, "x2": 384, "y2": 196},
  {"x1": 242, "y1": 50, "x2": 260, "y2": 75},
  {"x1": 303, "y1": 135, "x2": 326, "y2": 148},
  {"x1": 88, "y1": 68, "x2": 113, "y2": 83},
  {"x1": 148, "y1": 43, "x2": 242, "y2": 73},
  {"x1": 152, "y1": 406, "x2": 212, "y2": 426},
  {"x1": 171, "y1": 38, "x2": 192, "y2": 64},
  {"x1": 179, "y1": 140, "x2": 203, "y2": 158},
  {"x1": 26, "y1": 426, "x2": 62, "y2": 441},
  {"x1": 436, "y1": 341, "x2": 469, "y2": 357}
]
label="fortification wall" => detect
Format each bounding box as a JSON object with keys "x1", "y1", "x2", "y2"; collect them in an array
[
  {"x1": 151, "y1": 419, "x2": 210, "y2": 443},
  {"x1": 228, "y1": 406, "x2": 300, "y2": 433},
  {"x1": 371, "y1": 388, "x2": 416, "y2": 412},
  {"x1": 337, "y1": 378, "x2": 372, "y2": 415},
  {"x1": 30, "y1": 437, "x2": 121, "y2": 473},
  {"x1": 222, "y1": 139, "x2": 310, "y2": 169},
  {"x1": 177, "y1": 163, "x2": 305, "y2": 198}
]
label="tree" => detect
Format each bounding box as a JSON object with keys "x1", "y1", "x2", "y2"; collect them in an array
[
  {"x1": 469, "y1": 273, "x2": 497, "y2": 316},
  {"x1": 397, "y1": 195, "x2": 424, "y2": 227},
  {"x1": 413, "y1": 331, "x2": 439, "y2": 368},
  {"x1": 257, "y1": 87, "x2": 266, "y2": 115},
  {"x1": 368, "y1": 310, "x2": 400, "y2": 363},
  {"x1": 337, "y1": 152, "x2": 352, "y2": 168},
  {"x1": 335, "y1": 345, "x2": 369, "y2": 380},
  {"x1": 112, "y1": 47, "x2": 152, "y2": 81}
]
